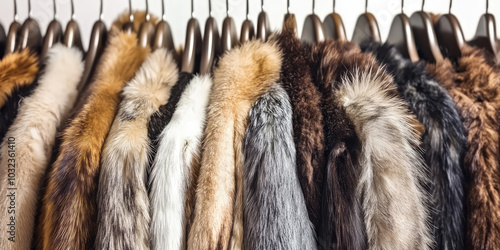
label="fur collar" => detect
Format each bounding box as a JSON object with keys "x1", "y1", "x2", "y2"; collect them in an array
[
  {"x1": 95, "y1": 49, "x2": 178, "y2": 250},
  {"x1": 0, "y1": 45, "x2": 83, "y2": 250},
  {"x1": 310, "y1": 40, "x2": 432, "y2": 249},
  {"x1": 149, "y1": 75, "x2": 212, "y2": 250},
  {"x1": 271, "y1": 17, "x2": 325, "y2": 234},
  {"x1": 426, "y1": 45, "x2": 500, "y2": 250},
  {"x1": 36, "y1": 14, "x2": 150, "y2": 249},
  {"x1": 243, "y1": 82, "x2": 317, "y2": 249},
  {"x1": 361, "y1": 42, "x2": 467, "y2": 250},
  {"x1": 188, "y1": 40, "x2": 281, "y2": 250}
]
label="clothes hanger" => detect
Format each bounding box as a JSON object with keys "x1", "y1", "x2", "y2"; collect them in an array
[
  {"x1": 5, "y1": 0, "x2": 21, "y2": 56},
  {"x1": 352, "y1": 0, "x2": 381, "y2": 44},
  {"x1": 385, "y1": 0, "x2": 419, "y2": 62},
  {"x1": 410, "y1": 0, "x2": 443, "y2": 63},
  {"x1": 200, "y1": 0, "x2": 221, "y2": 75},
  {"x1": 123, "y1": 0, "x2": 135, "y2": 33},
  {"x1": 257, "y1": 0, "x2": 270, "y2": 42},
  {"x1": 468, "y1": 0, "x2": 497, "y2": 55},
  {"x1": 323, "y1": 0, "x2": 347, "y2": 41},
  {"x1": 41, "y1": 0, "x2": 63, "y2": 59},
  {"x1": 240, "y1": 0, "x2": 255, "y2": 43},
  {"x1": 301, "y1": 0, "x2": 325, "y2": 44},
  {"x1": 78, "y1": 0, "x2": 107, "y2": 91},
  {"x1": 63, "y1": 0, "x2": 84, "y2": 51},
  {"x1": 434, "y1": 0, "x2": 465, "y2": 61},
  {"x1": 137, "y1": 0, "x2": 155, "y2": 48},
  {"x1": 153, "y1": 0, "x2": 177, "y2": 61},
  {"x1": 283, "y1": 0, "x2": 298, "y2": 36},
  {"x1": 181, "y1": 0, "x2": 202, "y2": 73},
  {"x1": 221, "y1": 0, "x2": 238, "y2": 51},
  {"x1": 18, "y1": 0, "x2": 42, "y2": 53}
]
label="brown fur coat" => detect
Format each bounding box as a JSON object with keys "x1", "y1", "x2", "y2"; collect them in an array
[{"x1": 188, "y1": 40, "x2": 281, "y2": 250}]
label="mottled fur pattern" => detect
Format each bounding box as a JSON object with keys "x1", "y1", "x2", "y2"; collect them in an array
[
  {"x1": 0, "y1": 45, "x2": 83, "y2": 250},
  {"x1": 271, "y1": 16, "x2": 325, "y2": 234},
  {"x1": 188, "y1": 41, "x2": 281, "y2": 250},
  {"x1": 95, "y1": 49, "x2": 178, "y2": 250},
  {"x1": 361, "y1": 42, "x2": 467, "y2": 250},
  {"x1": 426, "y1": 45, "x2": 500, "y2": 250},
  {"x1": 243, "y1": 83, "x2": 317, "y2": 250},
  {"x1": 36, "y1": 18, "x2": 150, "y2": 249},
  {"x1": 149, "y1": 75, "x2": 212, "y2": 250}
]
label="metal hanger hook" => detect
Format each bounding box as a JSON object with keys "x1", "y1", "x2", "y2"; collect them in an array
[
  {"x1": 421, "y1": 0, "x2": 425, "y2": 11},
  {"x1": 161, "y1": 0, "x2": 165, "y2": 20},
  {"x1": 145, "y1": 0, "x2": 150, "y2": 21},
  {"x1": 226, "y1": 0, "x2": 229, "y2": 17},
  {"x1": 52, "y1": 0, "x2": 57, "y2": 19},
  {"x1": 99, "y1": 0, "x2": 103, "y2": 20},
  {"x1": 246, "y1": 0, "x2": 250, "y2": 19},
  {"x1": 401, "y1": 0, "x2": 403, "y2": 14},
  {"x1": 333, "y1": 0, "x2": 336, "y2": 13},
  {"x1": 70, "y1": 0, "x2": 75, "y2": 20},
  {"x1": 287, "y1": 0, "x2": 290, "y2": 14},
  {"x1": 312, "y1": 0, "x2": 315, "y2": 14},
  {"x1": 365, "y1": 0, "x2": 368, "y2": 13},
  {"x1": 13, "y1": 0, "x2": 18, "y2": 21},
  {"x1": 28, "y1": 0, "x2": 32, "y2": 18},
  {"x1": 208, "y1": 0, "x2": 212, "y2": 17},
  {"x1": 448, "y1": 0, "x2": 452, "y2": 14},
  {"x1": 128, "y1": 0, "x2": 133, "y2": 22},
  {"x1": 486, "y1": 0, "x2": 489, "y2": 13}
]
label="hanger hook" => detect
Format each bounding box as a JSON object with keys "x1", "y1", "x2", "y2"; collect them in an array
[
  {"x1": 486, "y1": 0, "x2": 489, "y2": 14},
  {"x1": 28, "y1": 0, "x2": 32, "y2": 18},
  {"x1": 287, "y1": 0, "x2": 290, "y2": 14},
  {"x1": 145, "y1": 0, "x2": 150, "y2": 21},
  {"x1": 13, "y1": 0, "x2": 18, "y2": 21},
  {"x1": 401, "y1": 0, "x2": 403, "y2": 14},
  {"x1": 128, "y1": 0, "x2": 133, "y2": 22},
  {"x1": 99, "y1": 0, "x2": 103, "y2": 20},
  {"x1": 333, "y1": 0, "x2": 336, "y2": 13},
  {"x1": 161, "y1": 0, "x2": 165, "y2": 20},
  {"x1": 261, "y1": 0, "x2": 264, "y2": 12},
  {"x1": 448, "y1": 0, "x2": 452, "y2": 14},
  {"x1": 421, "y1": 0, "x2": 425, "y2": 11},
  {"x1": 365, "y1": 0, "x2": 368, "y2": 13},
  {"x1": 312, "y1": 0, "x2": 315, "y2": 14},
  {"x1": 246, "y1": 0, "x2": 250, "y2": 19},
  {"x1": 70, "y1": 0, "x2": 75, "y2": 20},
  {"x1": 226, "y1": 0, "x2": 229, "y2": 17},
  {"x1": 52, "y1": 0, "x2": 57, "y2": 19},
  {"x1": 208, "y1": 0, "x2": 212, "y2": 17}
]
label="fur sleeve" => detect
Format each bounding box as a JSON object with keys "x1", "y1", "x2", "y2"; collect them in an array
[
  {"x1": 95, "y1": 49, "x2": 178, "y2": 250},
  {"x1": 0, "y1": 45, "x2": 83, "y2": 250},
  {"x1": 149, "y1": 75, "x2": 212, "y2": 250},
  {"x1": 243, "y1": 83, "x2": 316, "y2": 249},
  {"x1": 36, "y1": 30, "x2": 149, "y2": 250},
  {"x1": 188, "y1": 41, "x2": 281, "y2": 250},
  {"x1": 361, "y1": 42, "x2": 467, "y2": 250}
]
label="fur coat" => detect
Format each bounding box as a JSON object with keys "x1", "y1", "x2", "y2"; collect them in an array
[
  {"x1": 0, "y1": 49, "x2": 39, "y2": 142},
  {"x1": 309, "y1": 40, "x2": 432, "y2": 250},
  {"x1": 0, "y1": 45, "x2": 83, "y2": 250},
  {"x1": 95, "y1": 49, "x2": 178, "y2": 250},
  {"x1": 36, "y1": 15, "x2": 150, "y2": 250},
  {"x1": 361, "y1": 42, "x2": 467, "y2": 250},
  {"x1": 149, "y1": 75, "x2": 212, "y2": 250},
  {"x1": 272, "y1": 16, "x2": 325, "y2": 234},
  {"x1": 243, "y1": 82, "x2": 317, "y2": 249},
  {"x1": 426, "y1": 45, "x2": 500, "y2": 250},
  {"x1": 188, "y1": 40, "x2": 281, "y2": 250}
]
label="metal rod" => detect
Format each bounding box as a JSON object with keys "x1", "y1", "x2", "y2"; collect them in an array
[
  {"x1": 209, "y1": 0, "x2": 212, "y2": 17},
  {"x1": 128, "y1": 0, "x2": 133, "y2": 22},
  {"x1": 70, "y1": 0, "x2": 75, "y2": 20},
  {"x1": 312, "y1": 0, "x2": 315, "y2": 14},
  {"x1": 53, "y1": 0, "x2": 57, "y2": 19},
  {"x1": 145, "y1": 0, "x2": 150, "y2": 21},
  {"x1": 99, "y1": 0, "x2": 103, "y2": 20},
  {"x1": 13, "y1": 0, "x2": 18, "y2": 21},
  {"x1": 449, "y1": 0, "x2": 452, "y2": 14},
  {"x1": 28, "y1": 0, "x2": 32, "y2": 18},
  {"x1": 226, "y1": 0, "x2": 229, "y2": 17},
  {"x1": 365, "y1": 0, "x2": 368, "y2": 13},
  {"x1": 486, "y1": 0, "x2": 489, "y2": 13},
  {"x1": 333, "y1": 0, "x2": 336, "y2": 13},
  {"x1": 287, "y1": 0, "x2": 290, "y2": 14},
  {"x1": 421, "y1": 0, "x2": 425, "y2": 11},
  {"x1": 161, "y1": 0, "x2": 165, "y2": 20},
  {"x1": 401, "y1": 0, "x2": 403, "y2": 13}
]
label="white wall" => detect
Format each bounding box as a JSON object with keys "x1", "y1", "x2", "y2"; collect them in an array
[{"x1": 1, "y1": 0, "x2": 499, "y2": 49}]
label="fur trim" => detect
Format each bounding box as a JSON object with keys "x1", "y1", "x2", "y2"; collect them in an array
[
  {"x1": 188, "y1": 40, "x2": 281, "y2": 250},
  {"x1": 271, "y1": 17, "x2": 325, "y2": 234},
  {"x1": 361, "y1": 42, "x2": 467, "y2": 250},
  {"x1": 149, "y1": 75, "x2": 212, "y2": 250},
  {"x1": 426, "y1": 46, "x2": 500, "y2": 250},
  {"x1": 36, "y1": 30, "x2": 150, "y2": 249},
  {"x1": 0, "y1": 45, "x2": 83, "y2": 250},
  {"x1": 243, "y1": 82, "x2": 317, "y2": 249},
  {"x1": 95, "y1": 49, "x2": 178, "y2": 250}
]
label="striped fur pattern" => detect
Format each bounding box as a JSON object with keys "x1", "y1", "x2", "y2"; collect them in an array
[
  {"x1": 36, "y1": 20, "x2": 150, "y2": 249},
  {"x1": 0, "y1": 45, "x2": 83, "y2": 250},
  {"x1": 149, "y1": 75, "x2": 212, "y2": 250},
  {"x1": 188, "y1": 40, "x2": 281, "y2": 250},
  {"x1": 95, "y1": 49, "x2": 178, "y2": 250},
  {"x1": 243, "y1": 82, "x2": 317, "y2": 250}
]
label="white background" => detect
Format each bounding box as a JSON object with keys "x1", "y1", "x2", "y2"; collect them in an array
[{"x1": 0, "y1": 0, "x2": 499, "y2": 49}]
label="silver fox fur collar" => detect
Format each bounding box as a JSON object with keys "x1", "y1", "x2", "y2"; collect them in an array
[{"x1": 95, "y1": 49, "x2": 178, "y2": 250}]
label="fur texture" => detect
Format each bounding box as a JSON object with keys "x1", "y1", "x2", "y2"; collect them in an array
[
  {"x1": 426, "y1": 46, "x2": 500, "y2": 250},
  {"x1": 36, "y1": 21, "x2": 150, "y2": 250},
  {"x1": 0, "y1": 45, "x2": 83, "y2": 250},
  {"x1": 243, "y1": 82, "x2": 317, "y2": 249},
  {"x1": 188, "y1": 40, "x2": 281, "y2": 250},
  {"x1": 95, "y1": 49, "x2": 178, "y2": 250},
  {"x1": 362, "y1": 42, "x2": 467, "y2": 250},
  {"x1": 149, "y1": 75, "x2": 212, "y2": 250},
  {"x1": 271, "y1": 17, "x2": 325, "y2": 234},
  {"x1": 310, "y1": 41, "x2": 432, "y2": 250},
  {"x1": 0, "y1": 50, "x2": 39, "y2": 142}
]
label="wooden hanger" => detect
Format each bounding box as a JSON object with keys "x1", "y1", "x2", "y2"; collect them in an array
[
  {"x1": 434, "y1": 0, "x2": 465, "y2": 61},
  {"x1": 301, "y1": 0, "x2": 325, "y2": 44},
  {"x1": 200, "y1": 0, "x2": 221, "y2": 75},
  {"x1": 283, "y1": 0, "x2": 298, "y2": 36},
  {"x1": 181, "y1": 0, "x2": 202, "y2": 73},
  {"x1": 221, "y1": 0, "x2": 238, "y2": 51},
  {"x1": 386, "y1": 0, "x2": 419, "y2": 62},
  {"x1": 137, "y1": 0, "x2": 155, "y2": 48},
  {"x1": 123, "y1": 0, "x2": 135, "y2": 33},
  {"x1": 5, "y1": 0, "x2": 21, "y2": 56},
  {"x1": 18, "y1": 0, "x2": 42, "y2": 53},
  {"x1": 153, "y1": 0, "x2": 178, "y2": 62},
  {"x1": 410, "y1": 0, "x2": 443, "y2": 63},
  {"x1": 257, "y1": 0, "x2": 270, "y2": 42},
  {"x1": 63, "y1": 0, "x2": 84, "y2": 51},
  {"x1": 323, "y1": 0, "x2": 347, "y2": 41},
  {"x1": 468, "y1": 0, "x2": 497, "y2": 55},
  {"x1": 352, "y1": 0, "x2": 381, "y2": 44},
  {"x1": 41, "y1": 0, "x2": 63, "y2": 59},
  {"x1": 240, "y1": 0, "x2": 255, "y2": 44}
]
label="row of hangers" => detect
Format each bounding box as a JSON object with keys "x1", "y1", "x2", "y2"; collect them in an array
[{"x1": 0, "y1": 0, "x2": 497, "y2": 80}]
